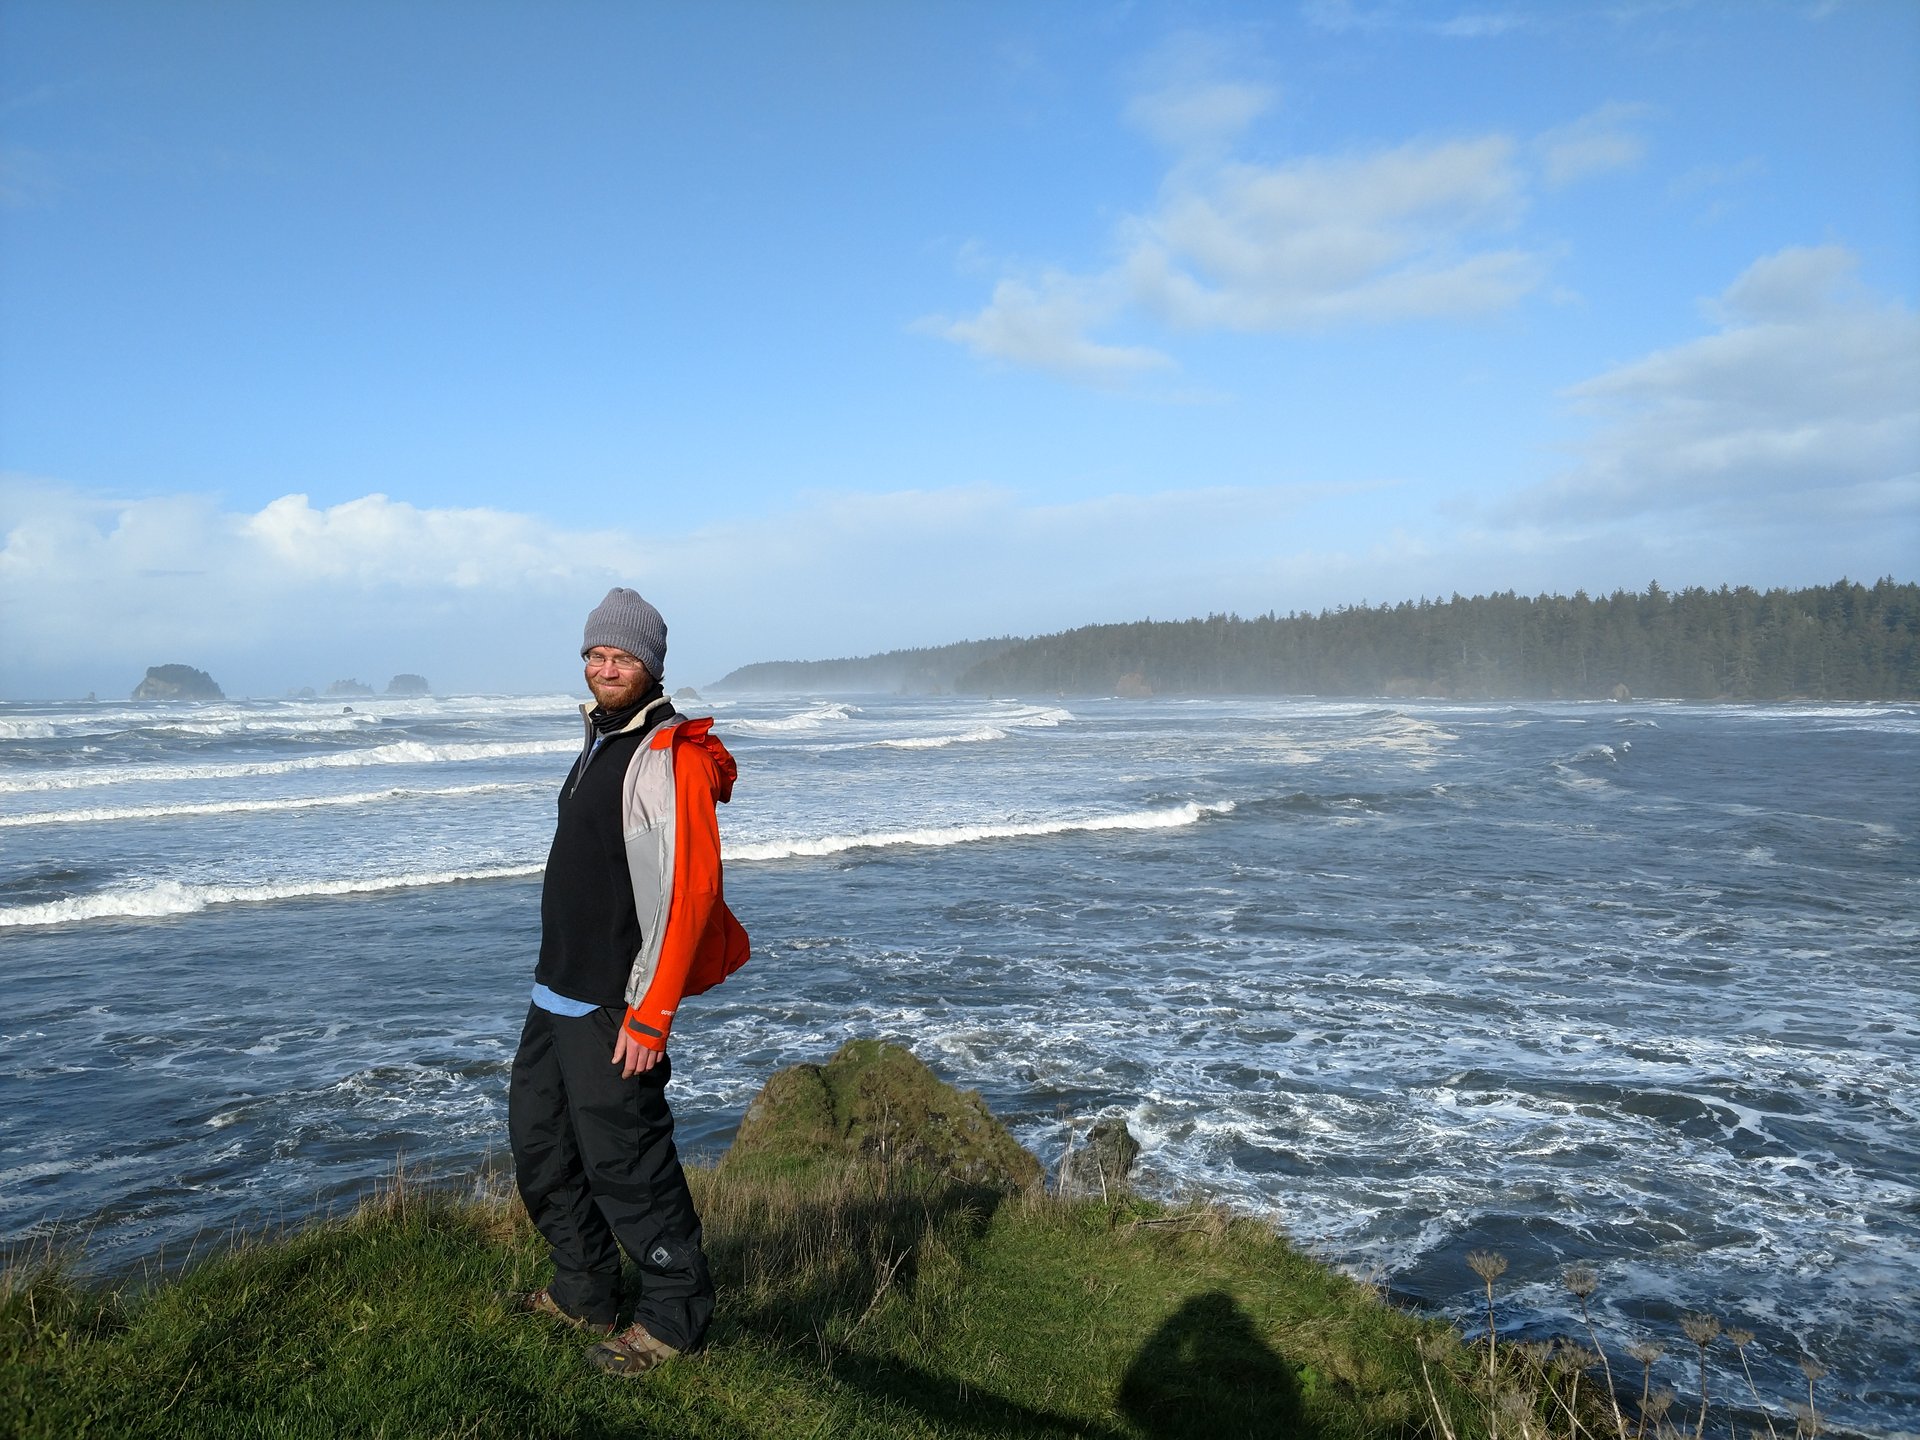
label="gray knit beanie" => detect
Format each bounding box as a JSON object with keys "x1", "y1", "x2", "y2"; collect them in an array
[{"x1": 581, "y1": 587, "x2": 667, "y2": 680}]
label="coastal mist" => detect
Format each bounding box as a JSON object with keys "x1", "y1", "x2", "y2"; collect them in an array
[{"x1": 1, "y1": 694, "x2": 1914, "y2": 1434}]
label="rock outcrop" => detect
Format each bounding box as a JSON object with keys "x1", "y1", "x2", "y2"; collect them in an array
[
  {"x1": 1058, "y1": 1117, "x2": 1141, "y2": 1199},
  {"x1": 724, "y1": 1038, "x2": 1042, "y2": 1189},
  {"x1": 386, "y1": 674, "x2": 430, "y2": 695},
  {"x1": 132, "y1": 664, "x2": 224, "y2": 702},
  {"x1": 326, "y1": 679, "x2": 375, "y2": 698}
]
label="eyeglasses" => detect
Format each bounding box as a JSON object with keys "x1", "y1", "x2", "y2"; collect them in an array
[{"x1": 584, "y1": 650, "x2": 645, "y2": 673}]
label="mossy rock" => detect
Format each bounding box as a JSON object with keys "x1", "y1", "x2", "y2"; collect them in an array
[{"x1": 724, "y1": 1039, "x2": 1042, "y2": 1189}]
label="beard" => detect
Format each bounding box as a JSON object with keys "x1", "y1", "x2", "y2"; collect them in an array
[{"x1": 586, "y1": 666, "x2": 654, "y2": 712}]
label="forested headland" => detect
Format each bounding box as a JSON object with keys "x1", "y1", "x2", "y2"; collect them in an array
[
  {"x1": 712, "y1": 637, "x2": 1016, "y2": 694},
  {"x1": 958, "y1": 579, "x2": 1917, "y2": 701},
  {"x1": 716, "y1": 580, "x2": 1917, "y2": 702}
]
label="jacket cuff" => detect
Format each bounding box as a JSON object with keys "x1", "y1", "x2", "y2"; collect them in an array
[{"x1": 621, "y1": 1007, "x2": 668, "y2": 1051}]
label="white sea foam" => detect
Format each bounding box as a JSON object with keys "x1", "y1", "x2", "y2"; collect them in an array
[
  {"x1": 1253, "y1": 711, "x2": 1456, "y2": 769},
  {"x1": 873, "y1": 726, "x2": 1007, "y2": 750},
  {"x1": 141, "y1": 714, "x2": 383, "y2": 737},
  {"x1": 730, "y1": 799, "x2": 1235, "y2": 861},
  {"x1": 0, "y1": 864, "x2": 546, "y2": 928},
  {"x1": 0, "y1": 693, "x2": 580, "y2": 741},
  {"x1": 729, "y1": 702, "x2": 860, "y2": 736},
  {"x1": 0, "y1": 781, "x2": 543, "y2": 829},
  {"x1": 996, "y1": 704, "x2": 1074, "y2": 728},
  {"x1": 0, "y1": 738, "x2": 577, "y2": 794}
]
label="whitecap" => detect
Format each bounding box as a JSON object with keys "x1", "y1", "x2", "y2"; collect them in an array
[
  {"x1": 873, "y1": 726, "x2": 1007, "y2": 750},
  {"x1": 0, "y1": 781, "x2": 543, "y2": 828},
  {"x1": 0, "y1": 864, "x2": 546, "y2": 928},
  {"x1": 731, "y1": 800, "x2": 1235, "y2": 861},
  {"x1": 996, "y1": 705, "x2": 1074, "y2": 728},
  {"x1": 729, "y1": 702, "x2": 860, "y2": 736},
  {"x1": 0, "y1": 738, "x2": 577, "y2": 794}
]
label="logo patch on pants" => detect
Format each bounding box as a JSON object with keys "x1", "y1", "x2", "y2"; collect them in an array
[{"x1": 650, "y1": 1246, "x2": 672, "y2": 1267}]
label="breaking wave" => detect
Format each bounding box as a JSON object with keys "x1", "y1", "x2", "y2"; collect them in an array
[
  {"x1": 0, "y1": 781, "x2": 544, "y2": 829},
  {"x1": 729, "y1": 702, "x2": 860, "y2": 736},
  {"x1": 0, "y1": 739, "x2": 578, "y2": 794},
  {"x1": 0, "y1": 865, "x2": 546, "y2": 928},
  {"x1": 995, "y1": 705, "x2": 1074, "y2": 728},
  {"x1": 870, "y1": 726, "x2": 1007, "y2": 750},
  {"x1": 730, "y1": 800, "x2": 1235, "y2": 861}
]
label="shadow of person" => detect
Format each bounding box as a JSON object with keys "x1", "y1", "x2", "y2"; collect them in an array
[{"x1": 1118, "y1": 1291, "x2": 1306, "y2": 1438}]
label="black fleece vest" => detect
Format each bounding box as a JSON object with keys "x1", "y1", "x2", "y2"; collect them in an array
[{"x1": 534, "y1": 724, "x2": 652, "y2": 1008}]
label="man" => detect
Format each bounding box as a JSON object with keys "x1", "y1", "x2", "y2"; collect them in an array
[{"x1": 507, "y1": 586, "x2": 749, "y2": 1376}]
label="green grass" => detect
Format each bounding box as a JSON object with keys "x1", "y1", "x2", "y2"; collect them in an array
[{"x1": 3, "y1": 1159, "x2": 1488, "y2": 1439}]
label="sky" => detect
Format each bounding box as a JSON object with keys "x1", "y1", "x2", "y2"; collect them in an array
[{"x1": 2, "y1": 0, "x2": 1916, "y2": 698}]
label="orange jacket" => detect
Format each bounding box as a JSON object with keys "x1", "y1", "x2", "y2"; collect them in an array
[{"x1": 619, "y1": 716, "x2": 750, "y2": 1052}]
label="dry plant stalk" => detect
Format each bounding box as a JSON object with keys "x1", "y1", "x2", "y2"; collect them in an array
[
  {"x1": 1725, "y1": 1328, "x2": 1778, "y2": 1440},
  {"x1": 1797, "y1": 1355, "x2": 1825, "y2": 1438},
  {"x1": 1467, "y1": 1250, "x2": 1508, "y2": 1385},
  {"x1": 1627, "y1": 1341, "x2": 1665, "y2": 1440},
  {"x1": 1564, "y1": 1265, "x2": 1631, "y2": 1440},
  {"x1": 1681, "y1": 1312, "x2": 1720, "y2": 1440}
]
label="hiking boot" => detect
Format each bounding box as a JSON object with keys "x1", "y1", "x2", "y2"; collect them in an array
[
  {"x1": 586, "y1": 1320, "x2": 681, "y2": 1377},
  {"x1": 505, "y1": 1286, "x2": 615, "y2": 1336}
]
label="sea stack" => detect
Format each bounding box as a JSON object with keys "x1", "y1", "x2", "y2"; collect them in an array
[{"x1": 132, "y1": 664, "x2": 224, "y2": 702}]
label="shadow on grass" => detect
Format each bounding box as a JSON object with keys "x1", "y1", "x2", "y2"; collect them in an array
[
  {"x1": 699, "y1": 1171, "x2": 1310, "y2": 1440},
  {"x1": 699, "y1": 1170, "x2": 1011, "y2": 1345},
  {"x1": 1118, "y1": 1291, "x2": 1305, "y2": 1437},
  {"x1": 824, "y1": 1349, "x2": 1133, "y2": 1440},
  {"x1": 806, "y1": 1289, "x2": 1307, "y2": 1440}
]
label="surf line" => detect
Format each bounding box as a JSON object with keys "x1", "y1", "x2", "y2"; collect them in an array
[
  {"x1": 731, "y1": 799, "x2": 1236, "y2": 861},
  {"x1": 0, "y1": 781, "x2": 544, "y2": 829},
  {"x1": 0, "y1": 864, "x2": 548, "y2": 929},
  {"x1": 0, "y1": 739, "x2": 579, "y2": 794}
]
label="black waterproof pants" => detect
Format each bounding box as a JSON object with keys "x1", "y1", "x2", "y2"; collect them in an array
[{"x1": 507, "y1": 1003, "x2": 713, "y2": 1349}]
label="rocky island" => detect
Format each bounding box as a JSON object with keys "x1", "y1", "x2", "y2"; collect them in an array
[{"x1": 130, "y1": 664, "x2": 224, "y2": 702}]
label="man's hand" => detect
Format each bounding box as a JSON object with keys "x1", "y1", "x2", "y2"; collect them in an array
[{"x1": 612, "y1": 1027, "x2": 663, "y2": 1079}]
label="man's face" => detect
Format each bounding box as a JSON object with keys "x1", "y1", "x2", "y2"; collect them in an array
[{"x1": 584, "y1": 647, "x2": 652, "y2": 711}]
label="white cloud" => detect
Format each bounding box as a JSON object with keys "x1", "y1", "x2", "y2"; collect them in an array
[
  {"x1": 926, "y1": 125, "x2": 1546, "y2": 378},
  {"x1": 242, "y1": 493, "x2": 588, "y2": 586},
  {"x1": 1514, "y1": 244, "x2": 1920, "y2": 525},
  {"x1": 1436, "y1": 12, "x2": 1530, "y2": 38},
  {"x1": 0, "y1": 478, "x2": 1374, "y2": 698},
  {"x1": 1126, "y1": 80, "x2": 1275, "y2": 153},
  {"x1": 1127, "y1": 136, "x2": 1539, "y2": 331},
  {"x1": 1534, "y1": 103, "x2": 1651, "y2": 187},
  {"x1": 922, "y1": 275, "x2": 1172, "y2": 380},
  {"x1": 927, "y1": 69, "x2": 1671, "y2": 379},
  {"x1": 0, "y1": 486, "x2": 627, "y2": 698}
]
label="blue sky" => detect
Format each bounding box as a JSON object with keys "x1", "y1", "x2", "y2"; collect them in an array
[{"x1": 3, "y1": 0, "x2": 1915, "y2": 697}]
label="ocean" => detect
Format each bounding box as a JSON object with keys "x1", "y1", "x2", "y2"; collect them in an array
[{"x1": 2, "y1": 692, "x2": 1914, "y2": 1434}]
